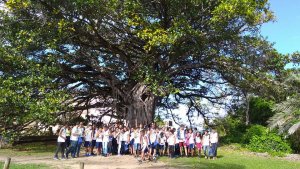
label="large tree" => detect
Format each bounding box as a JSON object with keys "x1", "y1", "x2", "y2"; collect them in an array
[{"x1": 0, "y1": 0, "x2": 288, "y2": 127}]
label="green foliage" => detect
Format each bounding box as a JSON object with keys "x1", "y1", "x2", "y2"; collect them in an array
[
  {"x1": 242, "y1": 125, "x2": 267, "y2": 144},
  {"x1": 246, "y1": 126, "x2": 292, "y2": 156},
  {"x1": 288, "y1": 129, "x2": 300, "y2": 153},
  {"x1": 215, "y1": 115, "x2": 247, "y2": 144},
  {"x1": 248, "y1": 97, "x2": 274, "y2": 126}
]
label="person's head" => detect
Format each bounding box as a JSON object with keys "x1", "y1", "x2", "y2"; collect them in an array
[
  {"x1": 170, "y1": 129, "x2": 175, "y2": 134},
  {"x1": 139, "y1": 123, "x2": 143, "y2": 129},
  {"x1": 98, "y1": 127, "x2": 102, "y2": 132},
  {"x1": 196, "y1": 132, "x2": 200, "y2": 137},
  {"x1": 180, "y1": 124, "x2": 184, "y2": 130},
  {"x1": 189, "y1": 128, "x2": 193, "y2": 133},
  {"x1": 140, "y1": 129, "x2": 145, "y2": 136},
  {"x1": 64, "y1": 124, "x2": 68, "y2": 128},
  {"x1": 103, "y1": 125, "x2": 108, "y2": 131},
  {"x1": 194, "y1": 127, "x2": 197, "y2": 131},
  {"x1": 204, "y1": 130, "x2": 208, "y2": 135},
  {"x1": 160, "y1": 132, "x2": 164, "y2": 137},
  {"x1": 79, "y1": 122, "x2": 84, "y2": 127}
]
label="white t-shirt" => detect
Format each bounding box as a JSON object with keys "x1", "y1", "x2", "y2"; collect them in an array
[
  {"x1": 57, "y1": 127, "x2": 66, "y2": 142},
  {"x1": 85, "y1": 128, "x2": 93, "y2": 142},
  {"x1": 130, "y1": 132, "x2": 135, "y2": 141},
  {"x1": 210, "y1": 132, "x2": 218, "y2": 143},
  {"x1": 103, "y1": 130, "x2": 109, "y2": 142},
  {"x1": 150, "y1": 132, "x2": 157, "y2": 143},
  {"x1": 92, "y1": 129, "x2": 97, "y2": 140},
  {"x1": 188, "y1": 133, "x2": 195, "y2": 144},
  {"x1": 168, "y1": 134, "x2": 175, "y2": 146},
  {"x1": 160, "y1": 136, "x2": 166, "y2": 145},
  {"x1": 70, "y1": 126, "x2": 79, "y2": 141},
  {"x1": 179, "y1": 129, "x2": 185, "y2": 141},
  {"x1": 96, "y1": 131, "x2": 103, "y2": 142},
  {"x1": 134, "y1": 131, "x2": 140, "y2": 144},
  {"x1": 78, "y1": 127, "x2": 84, "y2": 137},
  {"x1": 202, "y1": 134, "x2": 210, "y2": 146},
  {"x1": 123, "y1": 131, "x2": 130, "y2": 142},
  {"x1": 195, "y1": 136, "x2": 201, "y2": 143}
]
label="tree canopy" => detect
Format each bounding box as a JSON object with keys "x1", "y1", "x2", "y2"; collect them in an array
[{"x1": 0, "y1": 0, "x2": 291, "y2": 131}]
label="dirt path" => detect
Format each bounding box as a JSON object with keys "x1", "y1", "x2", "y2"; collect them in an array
[{"x1": 0, "y1": 155, "x2": 174, "y2": 169}]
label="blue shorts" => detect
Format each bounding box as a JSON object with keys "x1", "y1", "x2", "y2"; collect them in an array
[
  {"x1": 95, "y1": 142, "x2": 102, "y2": 149},
  {"x1": 91, "y1": 140, "x2": 96, "y2": 147},
  {"x1": 189, "y1": 144, "x2": 195, "y2": 149},
  {"x1": 84, "y1": 141, "x2": 92, "y2": 147},
  {"x1": 150, "y1": 143, "x2": 158, "y2": 149},
  {"x1": 159, "y1": 144, "x2": 165, "y2": 150},
  {"x1": 134, "y1": 143, "x2": 141, "y2": 150},
  {"x1": 130, "y1": 139, "x2": 134, "y2": 146}
]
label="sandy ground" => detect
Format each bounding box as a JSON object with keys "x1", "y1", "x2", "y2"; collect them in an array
[{"x1": 0, "y1": 154, "x2": 174, "y2": 169}]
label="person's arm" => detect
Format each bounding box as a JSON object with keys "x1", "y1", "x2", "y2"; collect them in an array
[{"x1": 59, "y1": 128, "x2": 66, "y2": 140}]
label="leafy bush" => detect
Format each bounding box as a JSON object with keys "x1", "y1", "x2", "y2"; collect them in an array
[
  {"x1": 242, "y1": 125, "x2": 267, "y2": 144},
  {"x1": 246, "y1": 128, "x2": 292, "y2": 156}
]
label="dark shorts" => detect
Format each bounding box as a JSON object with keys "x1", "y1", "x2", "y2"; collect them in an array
[
  {"x1": 92, "y1": 140, "x2": 96, "y2": 147},
  {"x1": 159, "y1": 144, "x2": 165, "y2": 150},
  {"x1": 130, "y1": 139, "x2": 134, "y2": 146},
  {"x1": 84, "y1": 141, "x2": 92, "y2": 147},
  {"x1": 96, "y1": 142, "x2": 102, "y2": 149},
  {"x1": 179, "y1": 142, "x2": 184, "y2": 147},
  {"x1": 189, "y1": 144, "x2": 195, "y2": 149},
  {"x1": 150, "y1": 143, "x2": 158, "y2": 149}
]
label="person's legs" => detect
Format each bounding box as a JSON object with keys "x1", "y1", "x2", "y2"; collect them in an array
[
  {"x1": 54, "y1": 142, "x2": 62, "y2": 159},
  {"x1": 102, "y1": 142, "x2": 107, "y2": 156},
  {"x1": 66, "y1": 141, "x2": 77, "y2": 158},
  {"x1": 118, "y1": 142, "x2": 122, "y2": 155},
  {"x1": 76, "y1": 140, "x2": 82, "y2": 157},
  {"x1": 179, "y1": 142, "x2": 183, "y2": 156},
  {"x1": 61, "y1": 142, "x2": 66, "y2": 159}
]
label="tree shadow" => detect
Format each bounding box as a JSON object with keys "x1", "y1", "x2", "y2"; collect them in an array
[{"x1": 166, "y1": 162, "x2": 245, "y2": 169}]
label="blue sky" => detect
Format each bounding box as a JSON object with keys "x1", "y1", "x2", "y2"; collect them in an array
[{"x1": 261, "y1": 0, "x2": 300, "y2": 54}]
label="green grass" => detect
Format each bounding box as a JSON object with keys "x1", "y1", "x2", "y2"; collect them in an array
[
  {"x1": 0, "y1": 142, "x2": 56, "y2": 156},
  {"x1": 161, "y1": 145, "x2": 300, "y2": 169},
  {"x1": 0, "y1": 162, "x2": 48, "y2": 169}
]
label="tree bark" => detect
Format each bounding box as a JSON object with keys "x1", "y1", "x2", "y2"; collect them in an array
[{"x1": 122, "y1": 83, "x2": 157, "y2": 127}]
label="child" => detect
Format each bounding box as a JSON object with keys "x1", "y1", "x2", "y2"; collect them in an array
[
  {"x1": 187, "y1": 128, "x2": 195, "y2": 157},
  {"x1": 95, "y1": 127, "x2": 103, "y2": 156},
  {"x1": 107, "y1": 130, "x2": 113, "y2": 156},
  {"x1": 84, "y1": 124, "x2": 93, "y2": 156},
  {"x1": 102, "y1": 126, "x2": 109, "y2": 156},
  {"x1": 167, "y1": 129, "x2": 176, "y2": 158},
  {"x1": 195, "y1": 132, "x2": 202, "y2": 158},
  {"x1": 159, "y1": 132, "x2": 166, "y2": 156},
  {"x1": 133, "y1": 128, "x2": 141, "y2": 157},
  {"x1": 140, "y1": 129, "x2": 149, "y2": 162}
]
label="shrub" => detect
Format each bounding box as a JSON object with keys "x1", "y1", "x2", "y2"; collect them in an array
[
  {"x1": 246, "y1": 129, "x2": 292, "y2": 156},
  {"x1": 242, "y1": 125, "x2": 267, "y2": 144}
]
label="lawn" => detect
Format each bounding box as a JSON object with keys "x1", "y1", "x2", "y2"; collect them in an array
[
  {"x1": 0, "y1": 142, "x2": 56, "y2": 156},
  {"x1": 0, "y1": 162, "x2": 48, "y2": 169},
  {"x1": 161, "y1": 145, "x2": 300, "y2": 169}
]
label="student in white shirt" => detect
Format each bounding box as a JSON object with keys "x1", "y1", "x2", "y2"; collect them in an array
[
  {"x1": 202, "y1": 130, "x2": 210, "y2": 159},
  {"x1": 66, "y1": 123, "x2": 79, "y2": 158},
  {"x1": 102, "y1": 125, "x2": 110, "y2": 156},
  {"x1": 95, "y1": 127, "x2": 103, "y2": 155},
  {"x1": 76, "y1": 122, "x2": 85, "y2": 157},
  {"x1": 209, "y1": 129, "x2": 219, "y2": 159},
  {"x1": 168, "y1": 129, "x2": 176, "y2": 158},
  {"x1": 84, "y1": 124, "x2": 93, "y2": 156},
  {"x1": 54, "y1": 124, "x2": 68, "y2": 160}
]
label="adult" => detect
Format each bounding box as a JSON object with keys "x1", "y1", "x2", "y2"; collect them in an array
[
  {"x1": 202, "y1": 130, "x2": 210, "y2": 159},
  {"x1": 76, "y1": 122, "x2": 85, "y2": 157},
  {"x1": 53, "y1": 124, "x2": 68, "y2": 160},
  {"x1": 66, "y1": 123, "x2": 79, "y2": 158},
  {"x1": 209, "y1": 129, "x2": 218, "y2": 160},
  {"x1": 177, "y1": 124, "x2": 186, "y2": 157}
]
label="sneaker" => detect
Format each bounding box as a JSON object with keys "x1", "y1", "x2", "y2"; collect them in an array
[
  {"x1": 53, "y1": 157, "x2": 59, "y2": 160},
  {"x1": 61, "y1": 158, "x2": 66, "y2": 160}
]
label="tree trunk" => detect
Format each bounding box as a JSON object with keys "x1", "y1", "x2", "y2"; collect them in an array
[{"x1": 123, "y1": 83, "x2": 157, "y2": 127}]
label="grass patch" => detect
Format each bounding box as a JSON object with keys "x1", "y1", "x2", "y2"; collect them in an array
[
  {"x1": 0, "y1": 142, "x2": 56, "y2": 156},
  {"x1": 0, "y1": 162, "x2": 49, "y2": 169},
  {"x1": 161, "y1": 145, "x2": 300, "y2": 169}
]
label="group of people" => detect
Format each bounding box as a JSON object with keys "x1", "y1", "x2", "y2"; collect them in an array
[{"x1": 54, "y1": 122, "x2": 219, "y2": 162}]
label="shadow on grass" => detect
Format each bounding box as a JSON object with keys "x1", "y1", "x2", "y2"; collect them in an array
[
  {"x1": 13, "y1": 142, "x2": 56, "y2": 154},
  {"x1": 166, "y1": 161, "x2": 245, "y2": 169}
]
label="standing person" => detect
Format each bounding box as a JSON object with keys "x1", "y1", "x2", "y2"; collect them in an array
[
  {"x1": 195, "y1": 132, "x2": 202, "y2": 158},
  {"x1": 177, "y1": 125, "x2": 186, "y2": 157},
  {"x1": 102, "y1": 125, "x2": 109, "y2": 157},
  {"x1": 66, "y1": 123, "x2": 79, "y2": 158},
  {"x1": 140, "y1": 130, "x2": 148, "y2": 161},
  {"x1": 129, "y1": 127, "x2": 135, "y2": 155},
  {"x1": 202, "y1": 130, "x2": 210, "y2": 159},
  {"x1": 123, "y1": 127, "x2": 130, "y2": 154},
  {"x1": 76, "y1": 122, "x2": 85, "y2": 157},
  {"x1": 167, "y1": 129, "x2": 176, "y2": 158},
  {"x1": 95, "y1": 127, "x2": 103, "y2": 156},
  {"x1": 65, "y1": 126, "x2": 71, "y2": 148},
  {"x1": 107, "y1": 130, "x2": 114, "y2": 156},
  {"x1": 187, "y1": 129, "x2": 195, "y2": 157},
  {"x1": 209, "y1": 129, "x2": 218, "y2": 160},
  {"x1": 91, "y1": 124, "x2": 97, "y2": 155},
  {"x1": 54, "y1": 124, "x2": 68, "y2": 160},
  {"x1": 133, "y1": 128, "x2": 141, "y2": 157},
  {"x1": 84, "y1": 124, "x2": 93, "y2": 157},
  {"x1": 149, "y1": 127, "x2": 158, "y2": 157},
  {"x1": 116, "y1": 128, "x2": 124, "y2": 156},
  {"x1": 159, "y1": 132, "x2": 166, "y2": 156}
]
